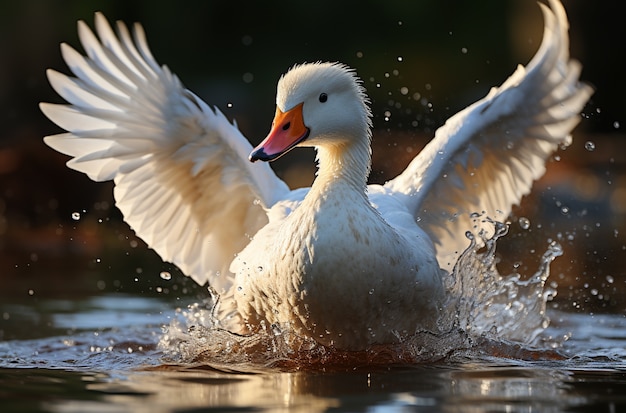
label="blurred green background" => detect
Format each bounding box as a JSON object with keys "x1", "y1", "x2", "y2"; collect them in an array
[{"x1": 0, "y1": 1, "x2": 624, "y2": 314}]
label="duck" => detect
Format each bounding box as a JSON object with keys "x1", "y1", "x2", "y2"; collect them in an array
[{"x1": 41, "y1": 0, "x2": 592, "y2": 350}]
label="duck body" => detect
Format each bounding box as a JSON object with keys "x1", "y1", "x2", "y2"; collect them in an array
[
  {"x1": 234, "y1": 174, "x2": 442, "y2": 348},
  {"x1": 40, "y1": 0, "x2": 592, "y2": 350}
]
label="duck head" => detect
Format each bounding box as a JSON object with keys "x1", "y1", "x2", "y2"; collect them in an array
[{"x1": 249, "y1": 62, "x2": 372, "y2": 162}]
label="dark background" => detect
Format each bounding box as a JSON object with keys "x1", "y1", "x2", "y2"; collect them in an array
[{"x1": 0, "y1": 1, "x2": 624, "y2": 313}]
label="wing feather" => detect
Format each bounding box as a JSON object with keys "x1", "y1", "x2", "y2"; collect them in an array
[
  {"x1": 385, "y1": 0, "x2": 593, "y2": 271},
  {"x1": 41, "y1": 13, "x2": 289, "y2": 289}
]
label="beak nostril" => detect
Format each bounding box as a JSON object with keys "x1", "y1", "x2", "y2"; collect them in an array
[{"x1": 282, "y1": 122, "x2": 291, "y2": 131}]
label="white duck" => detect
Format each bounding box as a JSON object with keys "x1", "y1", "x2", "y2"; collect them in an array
[{"x1": 41, "y1": 0, "x2": 592, "y2": 350}]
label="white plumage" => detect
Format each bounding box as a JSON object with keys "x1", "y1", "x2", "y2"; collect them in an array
[{"x1": 41, "y1": 0, "x2": 592, "y2": 350}]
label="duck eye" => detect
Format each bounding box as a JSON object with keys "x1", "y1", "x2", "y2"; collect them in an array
[{"x1": 319, "y1": 93, "x2": 328, "y2": 103}]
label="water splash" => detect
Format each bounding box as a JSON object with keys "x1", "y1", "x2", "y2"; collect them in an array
[
  {"x1": 159, "y1": 219, "x2": 562, "y2": 368},
  {"x1": 160, "y1": 271, "x2": 172, "y2": 281},
  {"x1": 439, "y1": 220, "x2": 560, "y2": 345}
]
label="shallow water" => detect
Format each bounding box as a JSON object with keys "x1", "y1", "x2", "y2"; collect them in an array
[{"x1": 1, "y1": 291, "x2": 626, "y2": 412}]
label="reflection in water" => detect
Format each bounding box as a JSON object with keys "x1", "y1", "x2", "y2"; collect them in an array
[
  {"x1": 448, "y1": 367, "x2": 573, "y2": 412},
  {"x1": 37, "y1": 363, "x2": 624, "y2": 412},
  {"x1": 79, "y1": 369, "x2": 340, "y2": 412}
]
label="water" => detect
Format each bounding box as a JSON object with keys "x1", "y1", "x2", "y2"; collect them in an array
[
  {"x1": 2, "y1": 230, "x2": 626, "y2": 412},
  {"x1": 1, "y1": 293, "x2": 626, "y2": 412}
]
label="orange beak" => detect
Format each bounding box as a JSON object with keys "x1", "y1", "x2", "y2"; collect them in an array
[{"x1": 249, "y1": 103, "x2": 310, "y2": 162}]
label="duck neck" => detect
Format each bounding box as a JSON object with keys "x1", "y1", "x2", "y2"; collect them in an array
[{"x1": 311, "y1": 135, "x2": 372, "y2": 198}]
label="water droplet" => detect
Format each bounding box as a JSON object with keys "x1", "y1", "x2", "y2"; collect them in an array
[
  {"x1": 560, "y1": 206, "x2": 570, "y2": 215},
  {"x1": 400, "y1": 86, "x2": 409, "y2": 95},
  {"x1": 160, "y1": 271, "x2": 172, "y2": 281},
  {"x1": 584, "y1": 141, "x2": 595, "y2": 151},
  {"x1": 256, "y1": 266, "x2": 263, "y2": 273},
  {"x1": 368, "y1": 289, "x2": 375, "y2": 295},
  {"x1": 71, "y1": 212, "x2": 81, "y2": 221},
  {"x1": 397, "y1": 56, "x2": 403, "y2": 62},
  {"x1": 613, "y1": 121, "x2": 620, "y2": 129},
  {"x1": 461, "y1": 47, "x2": 468, "y2": 54},
  {"x1": 606, "y1": 275, "x2": 614, "y2": 284},
  {"x1": 518, "y1": 217, "x2": 531, "y2": 230}
]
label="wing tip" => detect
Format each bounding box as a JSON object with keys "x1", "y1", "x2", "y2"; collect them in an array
[{"x1": 39, "y1": 102, "x2": 57, "y2": 120}]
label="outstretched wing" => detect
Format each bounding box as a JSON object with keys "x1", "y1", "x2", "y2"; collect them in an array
[
  {"x1": 385, "y1": 0, "x2": 593, "y2": 271},
  {"x1": 40, "y1": 13, "x2": 289, "y2": 292}
]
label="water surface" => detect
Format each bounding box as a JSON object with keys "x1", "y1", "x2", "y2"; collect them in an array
[{"x1": 2, "y1": 291, "x2": 626, "y2": 412}]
